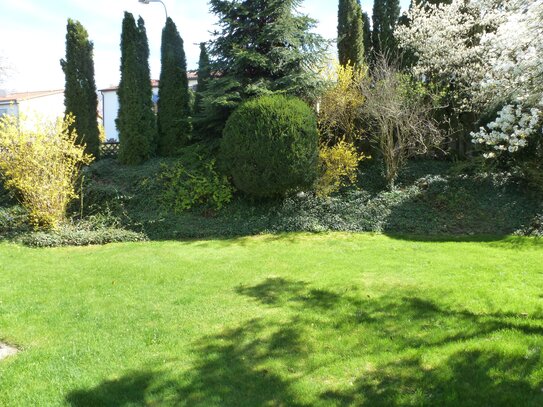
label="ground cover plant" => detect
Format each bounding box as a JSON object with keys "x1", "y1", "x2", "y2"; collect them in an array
[
  {"x1": 1, "y1": 233, "x2": 543, "y2": 406},
  {"x1": 62, "y1": 157, "x2": 541, "y2": 242}
]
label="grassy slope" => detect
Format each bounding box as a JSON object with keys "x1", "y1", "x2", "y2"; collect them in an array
[{"x1": 1, "y1": 233, "x2": 543, "y2": 406}]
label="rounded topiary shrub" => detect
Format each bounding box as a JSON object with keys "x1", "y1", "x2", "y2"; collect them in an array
[{"x1": 221, "y1": 95, "x2": 319, "y2": 198}]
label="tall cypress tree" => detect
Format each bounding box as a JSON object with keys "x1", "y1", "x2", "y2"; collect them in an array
[
  {"x1": 60, "y1": 19, "x2": 100, "y2": 158},
  {"x1": 372, "y1": 0, "x2": 386, "y2": 59},
  {"x1": 117, "y1": 13, "x2": 156, "y2": 165},
  {"x1": 372, "y1": 0, "x2": 400, "y2": 59},
  {"x1": 157, "y1": 17, "x2": 191, "y2": 156},
  {"x1": 384, "y1": 0, "x2": 400, "y2": 53},
  {"x1": 338, "y1": 0, "x2": 365, "y2": 67},
  {"x1": 194, "y1": 42, "x2": 211, "y2": 115},
  {"x1": 136, "y1": 17, "x2": 157, "y2": 152},
  {"x1": 362, "y1": 12, "x2": 372, "y2": 63}
]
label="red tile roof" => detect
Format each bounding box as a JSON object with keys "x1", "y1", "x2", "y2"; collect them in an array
[{"x1": 0, "y1": 89, "x2": 64, "y2": 103}]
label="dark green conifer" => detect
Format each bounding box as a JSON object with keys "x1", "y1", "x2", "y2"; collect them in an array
[
  {"x1": 199, "y1": 0, "x2": 327, "y2": 139},
  {"x1": 194, "y1": 42, "x2": 211, "y2": 115},
  {"x1": 157, "y1": 17, "x2": 191, "y2": 156},
  {"x1": 372, "y1": 0, "x2": 400, "y2": 59},
  {"x1": 60, "y1": 19, "x2": 100, "y2": 158},
  {"x1": 117, "y1": 13, "x2": 156, "y2": 165},
  {"x1": 338, "y1": 0, "x2": 365, "y2": 67},
  {"x1": 362, "y1": 12, "x2": 372, "y2": 63}
]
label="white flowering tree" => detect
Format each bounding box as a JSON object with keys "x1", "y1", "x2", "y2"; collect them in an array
[{"x1": 396, "y1": 0, "x2": 543, "y2": 158}]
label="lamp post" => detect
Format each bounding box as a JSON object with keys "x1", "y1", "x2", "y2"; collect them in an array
[{"x1": 138, "y1": 0, "x2": 168, "y2": 20}]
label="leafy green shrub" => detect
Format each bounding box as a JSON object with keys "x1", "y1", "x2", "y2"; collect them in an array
[
  {"x1": 20, "y1": 210, "x2": 144, "y2": 247},
  {"x1": 22, "y1": 226, "x2": 146, "y2": 247},
  {"x1": 221, "y1": 95, "x2": 319, "y2": 198},
  {"x1": 159, "y1": 158, "x2": 233, "y2": 213}
]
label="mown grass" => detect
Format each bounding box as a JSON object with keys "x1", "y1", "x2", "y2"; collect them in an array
[{"x1": 1, "y1": 233, "x2": 543, "y2": 406}]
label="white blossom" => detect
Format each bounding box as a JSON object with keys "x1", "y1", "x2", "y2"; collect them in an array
[{"x1": 396, "y1": 0, "x2": 543, "y2": 157}]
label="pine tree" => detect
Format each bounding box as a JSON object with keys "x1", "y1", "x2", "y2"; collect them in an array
[
  {"x1": 117, "y1": 13, "x2": 156, "y2": 165},
  {"x1": 199, "y1": 0, "x2": 327, "y2": 139},
  {"x1": 194, "y1": 42, "x2": 211, "y2": 115},
  {"x1": 157, "y1": 17, "x2": 191, "y2": 156},
  {"x1": 60, "y1": 19, "x2": 100, "y2": 158},
  {"x1": 337, "y1": 0, "x2": 365, "y2": 67}
]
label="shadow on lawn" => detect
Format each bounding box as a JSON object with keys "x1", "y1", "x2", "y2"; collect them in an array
[{"x1": 67, "y1": 278, "x2": 543, "y2": 406}]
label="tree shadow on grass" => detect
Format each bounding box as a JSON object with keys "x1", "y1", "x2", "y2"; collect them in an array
[
  {"x1": 67, "y1": 373, "x2": 155, "y2": 407},
  {"x1": 321, "y1": 349, "x2": 543, "y2": 406},
  {"x1": 67, "y1": 278, "x2": 543, "y2": 406}
]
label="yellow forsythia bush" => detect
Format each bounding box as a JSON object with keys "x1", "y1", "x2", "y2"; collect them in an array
[
  {"x1": 0, "y1": 113, "x2": 93, "y2": 229},
  {"x1": 316, "y1": 140, "x2": 366, "y2": 197},
  {"x1": 318, "y1": 63, "x2": 366, "y2": 144}
]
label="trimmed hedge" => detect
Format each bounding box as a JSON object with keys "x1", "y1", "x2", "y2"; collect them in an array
[{"x1": 221, "y1": 95, "x2": 319, "y2": 198}]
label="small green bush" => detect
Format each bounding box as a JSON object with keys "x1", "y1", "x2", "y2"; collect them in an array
[
  {"x1": 20, "y1": 212, "x2": 146, "y2": 247},
  {"x1": 159, "y1": 158, "x2": 233, "y2": 213},
  {"x1": 221, "y1": 95, "x2": 319, "y2": 198},
  {"x1": 22, "y1": 226, "x2": 146, "y2": 247}
]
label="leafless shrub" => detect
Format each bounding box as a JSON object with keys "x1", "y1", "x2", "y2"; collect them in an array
[{"x1": 359, "y1": 57, "x2": 445, "y2": 188}]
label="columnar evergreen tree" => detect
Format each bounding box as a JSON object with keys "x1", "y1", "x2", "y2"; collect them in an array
[
  {"x1": 372, "y1": 0, "x2": 386, "y2": 58},
  {"x1": 362, "y1": 12, "x2": 372, "y2": 63},
  {"x1": 194, "y1": 42, "x2": 211, "y2": 115},
  {"x1": 117, "y1": 13, "x2": 156, "y2": 165},
  {"x1": 199, "y1": 0, "x2": 328, "y2": 139},
  {"x1": 157, "y1": 17, "x2": 191, "y2": 156},
  {"x1": 337, "y1": 0, "x2": 365, "y2": 67},
  {"x1": 384, "y1": 0, "x2": 401, "y2": 52},
  {"x1": 136, "y1": 17, "x2": 157, "y2": 150},
  {"x1": 372, "y1": 0, "x2": 401, "y2": 59},
  {"x1": 60, "y1": 19, "x2": 100, "y2": 158}
]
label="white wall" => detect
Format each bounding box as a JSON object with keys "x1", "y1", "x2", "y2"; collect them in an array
[
  {"x1": 101, "y1": 87, "x2": 159, "y2": 142},
  {"x1": 102, "y1": 90, "x2": 119, "y2": 142},
  {"x1": 18, "y1": 92, "x2": 64, "y2": 121}
]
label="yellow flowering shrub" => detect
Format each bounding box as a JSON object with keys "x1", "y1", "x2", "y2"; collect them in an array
[
  {"x1": 318, "y1": 63, "x2": 366, "y2": 144},
  {"x1": 316, "y1": 140, "x2": 366, "y2": 197},
  {"x1": 0, "y1": 113, "x2": 93, "y2": 229}
]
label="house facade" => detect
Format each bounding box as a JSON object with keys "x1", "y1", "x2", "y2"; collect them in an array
[
  {"x1": 100, "y1": 71, "x2": 199, "y2": 141},
  {"x1": 0, "y1": 89, "x2": 64, "y2": 121}
]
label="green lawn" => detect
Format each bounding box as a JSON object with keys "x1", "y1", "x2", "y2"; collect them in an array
[{"x1": 1, "y1": 233, "x2": 543, "y2": 406}]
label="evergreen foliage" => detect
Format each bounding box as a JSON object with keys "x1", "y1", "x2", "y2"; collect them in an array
[
  {"x1": 337, "y1": 0, "x2": 365, "y2": 67},
  {"x1": 372, "y1": 0, "x2": 401, "y2": 59},
  {"x1": 157, "y1": 17, "x2": 191, "y2": 156},
  {"x1": 362, "y1": 12, "x2": 372, "y2": 63},
  {"x1": 194, "y1": 42, "x2": 211, "y2": 115},
  {"x1": 221, "y1": 95, "x2": 319, "y2": 198},
  {"x1": 60, "y1": 19, "x2": 100, "y2": 158},
  {"x1": 199, "y1": 0, "x2": 328, "y2": 139},
  {"x1": 117, "y1": 13, "x2": 156, "y2": 165}
]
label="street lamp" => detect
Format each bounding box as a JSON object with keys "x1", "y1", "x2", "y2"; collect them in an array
[{"x1": 138, "y1": 0, "x2": 168, "y2": 20}]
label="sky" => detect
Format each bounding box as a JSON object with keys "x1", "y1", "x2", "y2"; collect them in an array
[{"x1": 0, "y1": 0, "x2": 410, "y2": 92}]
